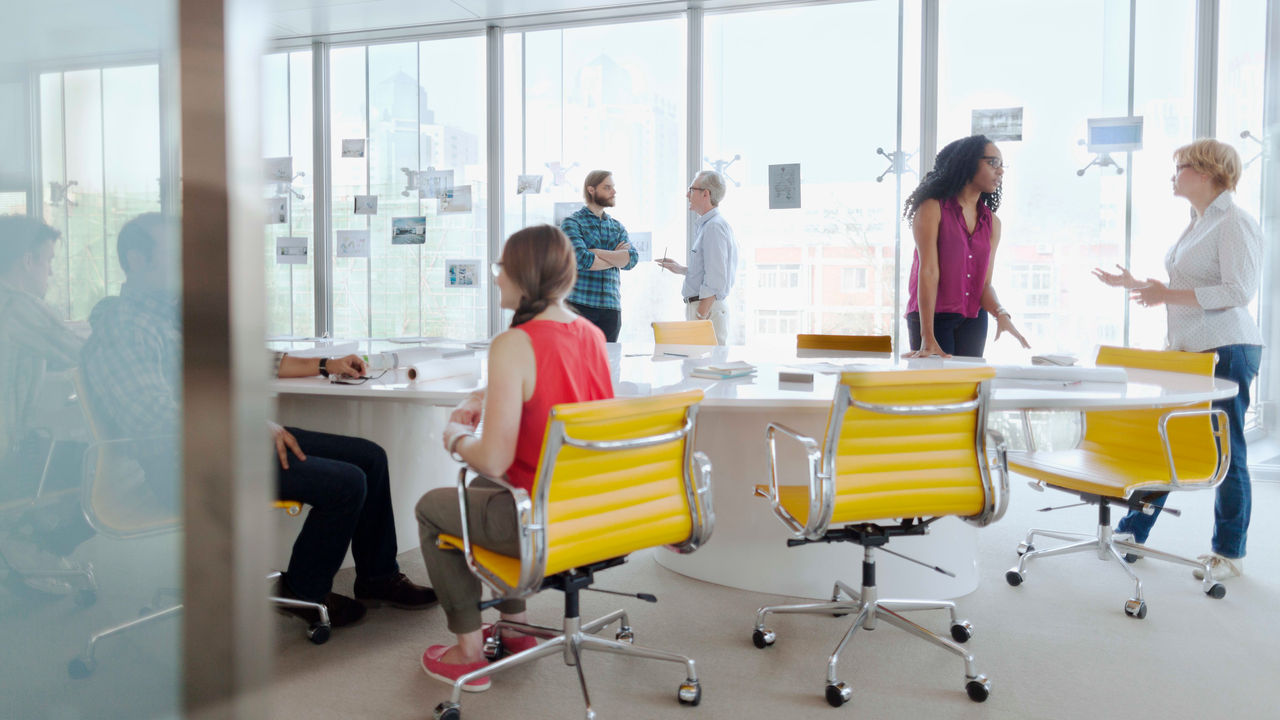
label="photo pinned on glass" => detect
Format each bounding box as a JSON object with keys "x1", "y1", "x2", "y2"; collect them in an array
[
  {"x1": 267, "y1": 196, "x2": 288, "y2": 224},
  {"x1": 971, "y1": 107, "x2": 1024, "y2": 142},
  {"x1": 516, "y1": 174, "x2": 543, "y2": 195},
  {"x1": 554, "y1": 201, "x2": 585, "y2": 227},
  {"x1": 353, "y1": 195, "x2": 378, "y2": 215},
  {"x1": 629, "y1": 231, "x2": 653, "y2": 262},
  {"x1": 767, "y1": 163, "x2": 801, "y2": 209},
  {"x1": 276, "y1": 236, "x2": 308, "y2": 265},
  {"x1": 440, "y1": 186, "x2": 471, "y2": 213},
  {"x1": 336, "y1": 229, "x2": 370, "y2": 258},
  {"x1": 341, "y1": 138, "x2": 366, "y2": 158},
  {"x1": 391, "y1": 216, "x2": 427, "y2": 245},
  {"x1": 446, "y1": 259, "x2": 481, "y2": 288},
  {"x1": 264, "y1": 156, "x2": 293, "y2": 183},
  {"x1": 422, "y1": 168, "x2": 453, "y2": 200}
]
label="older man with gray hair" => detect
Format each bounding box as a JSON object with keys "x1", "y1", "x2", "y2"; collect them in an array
[{"x1": 657, "y1": 170, "x2": 738, "y2": 344}]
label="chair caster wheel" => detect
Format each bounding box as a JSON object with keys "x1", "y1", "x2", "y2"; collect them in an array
[
  {"x1": 950, "y1": 620, "x2": 974, "y2": 643},
  {"x1": 68, "y1": 655, "x2": 95, "y2": 679},
  {"x1": 751, "y1": 628, "x2": 775, "y2": 649},
  {"x1": 1016, "y1": 541, "x2": 1034, "y2": 556},
  {"x1": 1206, "y1": 583, "x2": 1226, "y2": 599},
  {"x1": 1005, "y1": 570, "x2": 1023, "y2": 587},
  {"x1": 433, "y1": 702, "x2": 461, "y2": 720},
  {"x1": 74, "y1": 588, "x2": 97, "y2": 607},
  {"x1": 615, "y1": 627, "x2": 635, "y2": 643},
  {"x1": 677, "y1": 680, "x2": 701, "y2": 706},
  {"x1": 825, "y1": 681, "x2": 852, "y2": 707},
  {"x1": 966, "y1": 675, "x2": 991, "y2": 702},
  {"x1": 1124, "y1": 599, "x2": 1147, "y2": 619},
  {"x1": 307, "y1": 622, "x2": 331, "y2": 644}
]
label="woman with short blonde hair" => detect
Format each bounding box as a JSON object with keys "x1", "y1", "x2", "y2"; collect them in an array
[{"x1": 1093, "y1": 138, "x2": 1262, "y2": 581}]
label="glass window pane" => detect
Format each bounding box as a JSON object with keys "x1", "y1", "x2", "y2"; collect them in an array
[
  {"x1": 706, "y1": 2, "x2": 901, "y2": 345},
  {"x1": 506, "y1": 19, "x2": 686, "y2": 343}
]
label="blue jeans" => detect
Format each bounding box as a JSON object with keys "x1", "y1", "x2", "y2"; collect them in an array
[
  {"x1": 277, "y1": 428, "x2": 400, "y2": 601},
  {"x1": 1116, "y1": 344, "x2": 1261, "y2": 559},
  {"x1": 906, "y1": 311, "x2": 989, "y2": 357}
]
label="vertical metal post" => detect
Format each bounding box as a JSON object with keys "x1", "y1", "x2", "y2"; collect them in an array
[
  {"x1": 919, "y1": 0, "x2": 939, "y2": 175},
  {"x1": 893, "y1": 0, "x2": 905, "y2": 355},
  {"x1": 1194, "y1": 0, "x2": 1220, "y2": 139},
  {"x1": 1123, "y1": 0, "x2": 1136, "y2": 347},
  {"x1": 178, "y1": 0, "x2": 272, "y2": 716},
  {"x1": 687, "y1": 7, "x2": 704, "y2": 253},
  {"x1": 487, "y1": 25, "x2": 505, "y2": 337},
  {"x1": 1259, "y1": 0, "x2": 1280, "y2": 433},
  {"x1": 311, "y1": 40, "x2": 332, "y2": 338}
]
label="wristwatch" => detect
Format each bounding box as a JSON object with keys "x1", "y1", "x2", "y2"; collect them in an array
[{"x1": 318, "y1": 357, "x2": 329, "y2": 377}]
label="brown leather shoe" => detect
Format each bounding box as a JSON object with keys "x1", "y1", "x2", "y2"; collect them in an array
[{"x1": 353, "y1": 572, "x2": 437, "y2": 609}]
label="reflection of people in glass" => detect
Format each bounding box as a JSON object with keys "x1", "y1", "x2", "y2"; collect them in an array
[
  {"x1": 0, "y1": 216, "x2": 93, "y2": 575},
  {"x1": 82, "y1": 213, "x2": 436, "y2": 629},
  {"x1": 416, "y1": 225, "x2": 612, "y2": 690},
  {"x1": 561, "y1": 170, "x2": 637, "y2": 342},
  {"x1": 902, "y1": 135, "x2": 1028, "y2": 358},
  {"x1": 1093, "y1": 139, "x2": 1262, "y2": 582}
]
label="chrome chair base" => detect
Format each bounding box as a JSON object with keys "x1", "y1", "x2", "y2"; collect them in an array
[
  {"x1": 266, "y1": 570, "x2": 332, "y2": 644},
  {"x1": 1006, "y1": 500, "x2": 1227, "y2": 618},
  {"x1": 752, "y1": 547, "x2": 989, "y2": 707},
  {"x1": 68, "y1": 594, "x2": 182, "y2": 679},
  {"x1": 434, "y1": 609, "x2": 701, "y2": 720}
]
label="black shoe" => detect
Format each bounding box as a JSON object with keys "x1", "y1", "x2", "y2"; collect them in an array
[
  {"x1": 274, "y1": 580, "x2": 366, "y2": 627},
  {"x1": 353, "y1": 572, "x2": 438, "y2": 609}
]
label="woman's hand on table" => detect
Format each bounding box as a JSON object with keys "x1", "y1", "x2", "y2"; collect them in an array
[{"x1": 903, "y1": 336, "x2": 951, "y2": 359}]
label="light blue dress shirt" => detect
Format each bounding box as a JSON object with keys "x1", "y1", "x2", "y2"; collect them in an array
[{"x1": 683, "y1": 208, "x2": 738, "y2": 301}]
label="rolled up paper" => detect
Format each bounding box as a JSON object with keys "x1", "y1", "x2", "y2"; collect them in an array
[{"x1": 407, "y1": 356, "x2": 481, "y2": 382}]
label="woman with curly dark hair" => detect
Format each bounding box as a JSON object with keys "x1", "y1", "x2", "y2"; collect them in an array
[{"x1": 902, "y1": 134, "x2": 1028, "y2": 358}]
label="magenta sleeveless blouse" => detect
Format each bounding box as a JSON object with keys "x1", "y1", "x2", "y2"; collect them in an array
[{"x1": 906, "y1": 197, "x2": 992, "y2": 318}]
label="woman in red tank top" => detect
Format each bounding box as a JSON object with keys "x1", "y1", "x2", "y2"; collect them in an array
[{"x1": 415, "y1": 225, "x2": 613, "y2": 690}]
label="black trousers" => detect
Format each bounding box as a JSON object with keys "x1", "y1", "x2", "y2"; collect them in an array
[{"x1": 568, "y1": 302, "x2": 622, "y2": 342}]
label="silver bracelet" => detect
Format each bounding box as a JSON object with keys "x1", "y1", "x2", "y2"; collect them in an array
[{"x1": 448, "y1": 431, "x2": 477, "y2": 463}]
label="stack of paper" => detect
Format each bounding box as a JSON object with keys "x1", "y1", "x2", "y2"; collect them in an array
[{"x1": 689, "y1": 361, "x2": 757, "y2": 380}]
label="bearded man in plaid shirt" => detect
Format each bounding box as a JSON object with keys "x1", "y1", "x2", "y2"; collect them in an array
[{"x1": 560, "y1": 170, "x2": 638, "y2": 342}]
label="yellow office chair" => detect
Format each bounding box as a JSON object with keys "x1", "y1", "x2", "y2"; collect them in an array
[
  {"x1": 796, "y1": 333, "x2": 892, "y2": 354},
  {"x1": 1004, "y1": 346, "x2": 1230, "y2": 618},
  {"x1": 752, "y1": 366, "x2": 1008, "y2": 707},
  {"x1": 433, "y1": 390, "x2": 714, "y2": 720},
  {"x1": 652, "y1": 319, "x2": 718, "y2": 345}
]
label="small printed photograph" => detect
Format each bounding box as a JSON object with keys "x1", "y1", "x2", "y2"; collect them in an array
[
  {"x1": 341, "y1": 138, "x2": 366, "y2": 158},
  {"x1": 422, "y1": 169, "x2": 454, "y2": 199},
  {"x1": 553, "y1": 201, "x2": 585, "y2": 227},
  {"x1": 276, "y1": 236, "x2": 308, "y2": 265},
  {"x1": 391, "y1": 216, "x2": 427, "y2": 245},
  {"x1": 354, "y1": 195, "x2": 378, "y2": 215},
  {"x1": 336, "y1": 229, "x2": 369, "y2": 258},
  {"x1": 628, "y1": 231, "x2": 652, "y2": 262},
  {"x1": 264, "y1": 156, "x2": 293, "y2": 183},
  {"x1": 768, "y1": 163, "x2": 801, "y2": 209},
  {"x1": 972, "y1": 107, "x2": 1023, "y2": 142},
  {"x1": 446, "y1": 259, "x2": 481, "y2": 288},
  {"x1": 267, "y1": 196, "x2": 288, "y2": 224},
  {"x1": 440, "y1": 186, "x2": 472, "y2": 213},
  {"x1": 516, "y1": 174, "x2": 543, "y2": 195}
]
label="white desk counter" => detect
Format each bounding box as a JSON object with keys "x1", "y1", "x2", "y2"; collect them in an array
[{"x1": 272, "y1": 343, "x2": 1236, "y2": 599}]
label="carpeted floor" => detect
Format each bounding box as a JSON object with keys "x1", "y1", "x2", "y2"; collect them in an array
[{"x1": 270, "y1": 479, "x2": 1280, "y2": 720}]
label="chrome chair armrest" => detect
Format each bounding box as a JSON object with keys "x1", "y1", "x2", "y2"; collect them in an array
[
  {"x1": 1158, "y1": 408, "x2": 1230, "y2": 489},
  {"x1": 987, "y1": 429, "x2": 1011, "y2": 524},
  {"x1": 670, "y1": 451, "x2": 715, "y2": 553},
  {"x1": 453, "y1": 466, "x2": 538, "y2": 597},
  {"x1": 764, "y1": 421, "x2": 827, "y2": 539}
]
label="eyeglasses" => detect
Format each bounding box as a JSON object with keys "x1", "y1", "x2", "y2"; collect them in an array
[
  {"x1": 980, "y1": 156, "x2": 1006, "y2": 170},
  {"x1": 687, "y1": 185, "x2": 708, "y2": 193},
  {"x1": 490, "y1": 261, "x2": 503, "y2": 278}
]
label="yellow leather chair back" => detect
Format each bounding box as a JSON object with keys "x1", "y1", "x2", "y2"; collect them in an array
[
  {"x1": 797, "y1": 334, "x2": 892, "y2": 354},
  {"x1": 652, "y1": 320, "x2": 718, "y2": 345},
  {"x1": 824, "y1": 367, "x2": 995, "y2": 525},
  {"x1": 1085, "y1": 346, "x2": 1219, "y2": 482},
  {"x1": 71, "y1": 370, "x2": 176, "y2": 536},
  {"x1": 533, "y1": 391, "x2": 708, "y2": 577}
]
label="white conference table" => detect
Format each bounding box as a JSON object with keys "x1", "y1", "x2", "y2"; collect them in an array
[{"x1": 272, "y1": 342, "x2": 1237, "y2": 600}]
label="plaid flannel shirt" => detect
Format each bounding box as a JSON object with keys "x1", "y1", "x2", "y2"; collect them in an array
[
  {"x1": 80, "y1": 284, "x2": 182, "y2": 440},
  {"x1": 561, "y1": 207, "x2": 638, "y2": 311}
]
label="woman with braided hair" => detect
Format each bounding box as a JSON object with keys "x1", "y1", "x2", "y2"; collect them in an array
[
  {"x1": 415, "y1": 224, "x2": 613, "y2": 691},
  {"x1": 903, "y1": 134, "x2": 1029, "y2": 358}
]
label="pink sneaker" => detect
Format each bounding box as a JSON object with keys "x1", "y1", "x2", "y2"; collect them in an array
[
  {"x1": 482, "y1": 623, "x2": 539, "y2": 655},
  {"x1": 421, "y1": 645, "x2": 491, "y2": 692}
]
